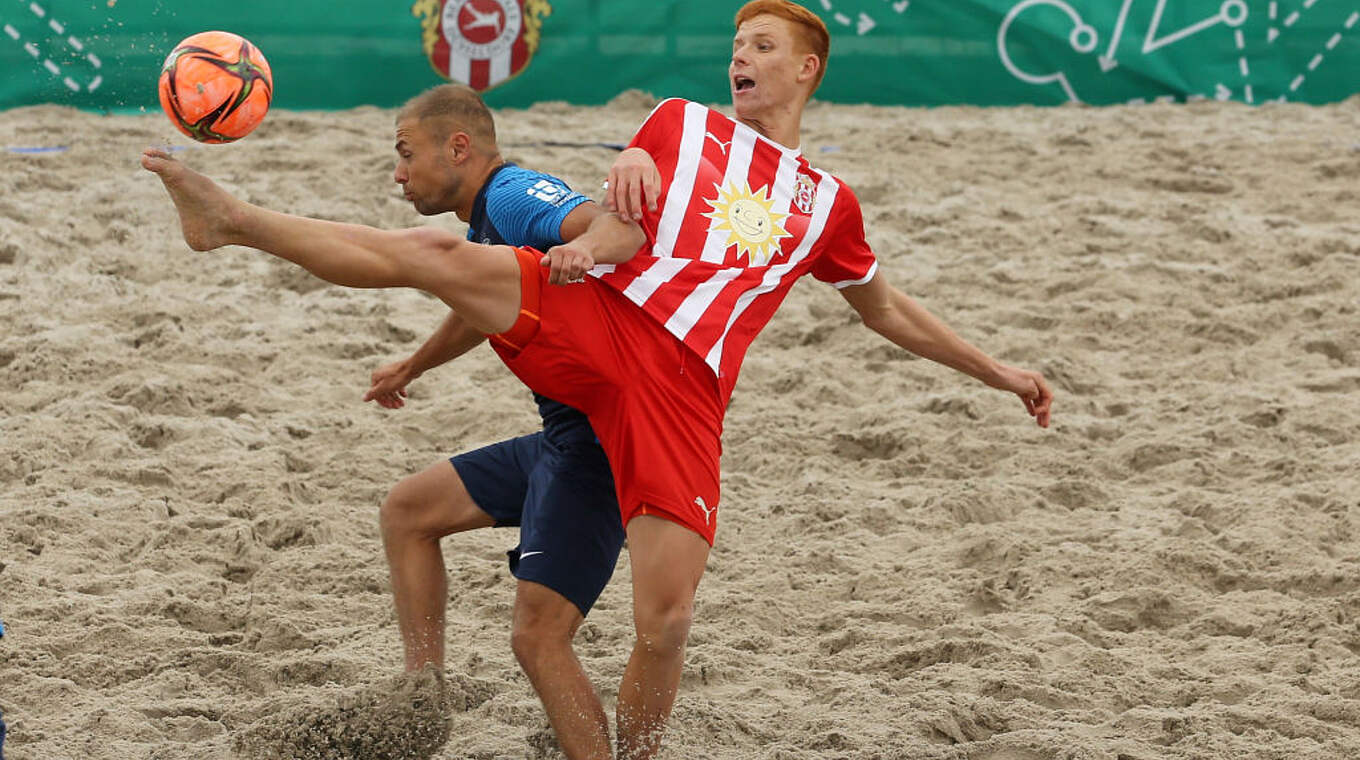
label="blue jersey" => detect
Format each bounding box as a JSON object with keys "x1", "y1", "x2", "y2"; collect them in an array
[
  {"x1": 467, "y1": 163, "x2": 588, "y2": 248},
  {"x1": 469, "y1": 164, "x2": 591, "y2": 435}
]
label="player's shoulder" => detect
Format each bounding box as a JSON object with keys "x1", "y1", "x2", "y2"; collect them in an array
[
  {"x1": 488, "y1": 163, "x2": 569, "y2": 192},
  {"x1": 651, "y1": 96, "x2": 692, "y2": 115},
  {"x1": 641, "y1": 97, "x2": 712, "y2": 127},
  {"x1": 798, "y1": 157, "x2": 856, "y2": 195},
  {"x1": 794, "y1": 161, "x2": 864, "y2": 224},
  {"x1": 486, "y1": 164, "x2": 579, "y2": 204}
]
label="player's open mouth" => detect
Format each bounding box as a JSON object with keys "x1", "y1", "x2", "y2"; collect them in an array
[{"x1": 734, "y1": 76, "x2": 755, "y2": 93}]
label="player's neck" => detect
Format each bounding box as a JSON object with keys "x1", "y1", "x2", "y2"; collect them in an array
[
  {"x1": 735, "y1": 106, "x2": 802, "y2": 151},
  {"x1": 451, "y1": 154, "x2": 505, "y2": 221}
]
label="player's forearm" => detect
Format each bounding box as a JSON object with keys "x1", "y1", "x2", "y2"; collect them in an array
[
  {"x1": 869, "y1": 290, "x2": 1003, "y2": 386},
  {"x1": 406, "y1": 311, "x2": 487, "y2": 376},
  {"x1": 578, "y1": 212, "x2": 647, "y2": 265}
]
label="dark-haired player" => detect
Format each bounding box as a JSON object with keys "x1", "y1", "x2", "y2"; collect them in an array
[{"x1": 366, "y1": 83, "x2": 632, "y2": 760}]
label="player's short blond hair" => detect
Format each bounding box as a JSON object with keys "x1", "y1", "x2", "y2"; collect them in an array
[
  {"x1": 735, "y1": 0, "x2": 831, "y2": 91},
  {"x1": 397, "y1": 84, "x2": 497, "y2": 146}
]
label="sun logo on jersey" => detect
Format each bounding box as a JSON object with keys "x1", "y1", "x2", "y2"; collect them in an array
[{"x1": 701, "y1": 180, "x2": 791, "y2": 266}]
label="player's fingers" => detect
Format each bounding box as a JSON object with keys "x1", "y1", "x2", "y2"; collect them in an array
[
  {"x1": 549, "y1": 253, "x2": 568, "y2": 285},
  {"x1": 368, "y1": 381, "x2": 393, "y2": 400},
  {"x1": 644, "y1": 169, "x2": 661, "y2": 212},
  {"x1": 627, "y1": 173, "x2": 645, "y2": 220},
  {"x1": 570, "y1": 257, "x2": 588, "y2": 282},
  {"x1": 1031, "y1": 381, "x2": 1053, "y2": 427},
  {"x1": 605, "y1": 170, "x2": 620, "y2": 212}
]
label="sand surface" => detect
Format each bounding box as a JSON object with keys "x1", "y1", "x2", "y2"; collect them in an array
[{"x1": 2, "y1": 93, "x2": 1359, "y2": 759}]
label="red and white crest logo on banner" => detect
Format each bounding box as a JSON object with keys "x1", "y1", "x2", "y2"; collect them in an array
[{"x1": 413, "y1": 0, "x2": 552, "y2": 92}]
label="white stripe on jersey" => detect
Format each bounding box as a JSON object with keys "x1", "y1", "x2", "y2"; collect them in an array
[
  {"x1": 622, "y1": 256, "x2": 691, "y2": 305},
  {"x1": 766, "y1": 147, "x2": 800, "y2": 227},
  {"x1": 703, "y1": 174, "x2": 841, "y2": 373},
  {"x1": 664, "y1": 266, "x2": 745, "y2": 339},
  {"x1": 652, "y1": 102, "x2": 709, "y2": 259},
  {"x1": 697, "y1": 129, "x2": 757, "y2": 263}
]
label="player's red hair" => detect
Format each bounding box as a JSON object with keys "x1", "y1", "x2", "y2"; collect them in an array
[{"x1": 734, "y1": 0, "x2": 831, "y2": 90}]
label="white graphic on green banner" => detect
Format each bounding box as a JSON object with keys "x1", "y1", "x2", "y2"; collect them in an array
[
  {"x1": 815, "y1": 0, "x2": 911, "y2": 37},
  {"x1": 997, "y1": 0, "x2": 1358, "y2": 104},
  {"x1": 3, "y1": 0, "x2": 103, "y2": 94}
]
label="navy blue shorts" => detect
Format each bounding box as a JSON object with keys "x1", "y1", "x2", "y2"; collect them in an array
[{"x1": 450, "y1": 423, "x2": 623, "y2": 617}]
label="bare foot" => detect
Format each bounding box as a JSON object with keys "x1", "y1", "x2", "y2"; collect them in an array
[{"x1": 140, "y1": 148, "x2": 244, "y2": 251}]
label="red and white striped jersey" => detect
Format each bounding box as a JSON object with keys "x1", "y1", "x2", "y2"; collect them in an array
[{"x1": 592, "y1": 98, "x2": 879, "y2": 400}]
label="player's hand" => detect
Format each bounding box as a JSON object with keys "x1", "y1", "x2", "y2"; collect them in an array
[
  {"x1": 992, "y1": 365, "x2": 1053, "y2": 428},
  {"x1": 541, "y1": 242, "x2": 595, "y2": 286},
  {"x1": 606, "y1": 147, "x2": 661, "y2": 221},
  {"x1": 364, "y1": 359, "x2": 416, "y2": 409}
]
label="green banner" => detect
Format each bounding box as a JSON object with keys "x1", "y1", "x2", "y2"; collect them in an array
[{"x1": 1, "y1": 1, "x2": 1356, "y2": 112}]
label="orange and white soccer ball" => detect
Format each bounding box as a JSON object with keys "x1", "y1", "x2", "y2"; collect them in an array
[{"x1": 157, "y1": 31, "x2": 273, "y2": 143}]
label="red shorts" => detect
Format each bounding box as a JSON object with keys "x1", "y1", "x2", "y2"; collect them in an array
[{"x1": 490, "y1": 247, "x2": 725, "y2": 545}]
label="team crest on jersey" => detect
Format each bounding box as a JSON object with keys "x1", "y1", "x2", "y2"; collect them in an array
[
  {"x1": 701, "y1": 180, "x2": 792, "y2": 266},
  {"x1": 794, "y1": 174, "x2": 817, "y2": 215},
  {"x1": 412, "y1": 0, "x2": 551, "y2": 92}
]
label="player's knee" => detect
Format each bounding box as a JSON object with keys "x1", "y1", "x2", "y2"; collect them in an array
[
  {"x1": 510, "y1": 616, "x2": 573, "y2": 668},
  {"x1": 405, "y1": 225, "x2": 464, "y2": 257},
  {"x1": 509, "y1": 624, "x2": 545, "y2": 668},
  {"x1": 379, "y1": 474, "x2": 437, "y2": 539},
  {"x1": 633, "y1": 599, "x2": 693, "y2": 654},
  {"x1": 408, "y1": 227, "x2": 479, "y2": 271}
]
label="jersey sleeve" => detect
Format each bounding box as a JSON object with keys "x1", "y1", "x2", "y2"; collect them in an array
[
  {"x1": 484, "y1": 170, "x2": 590, "y2": 250},
  {"x1": 810, "y1": 182, "x2": 879, "y2": 288},
  {"x1": 625, "y1": 98, "x2": 688, "y2": 158}
]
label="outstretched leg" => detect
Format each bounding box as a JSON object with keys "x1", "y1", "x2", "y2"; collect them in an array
[
  {"x1": 141, "y1": 149, "x2": 521, "y2": 334},
  {"x1": 615, "y1": 516, "x2": 709, "y2": 760}
]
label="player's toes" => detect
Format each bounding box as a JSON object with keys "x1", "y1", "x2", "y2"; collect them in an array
[{"x1": 140, "y1": 149, "x2": 174, "y2": 173}]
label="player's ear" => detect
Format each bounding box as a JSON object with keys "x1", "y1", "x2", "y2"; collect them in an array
[
  {"x1": 446, "y1": 131, "x2": 473, "y2": 164},
  {"x1": 798, "y1": 53, "x2": 820, "y2": 84}
]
